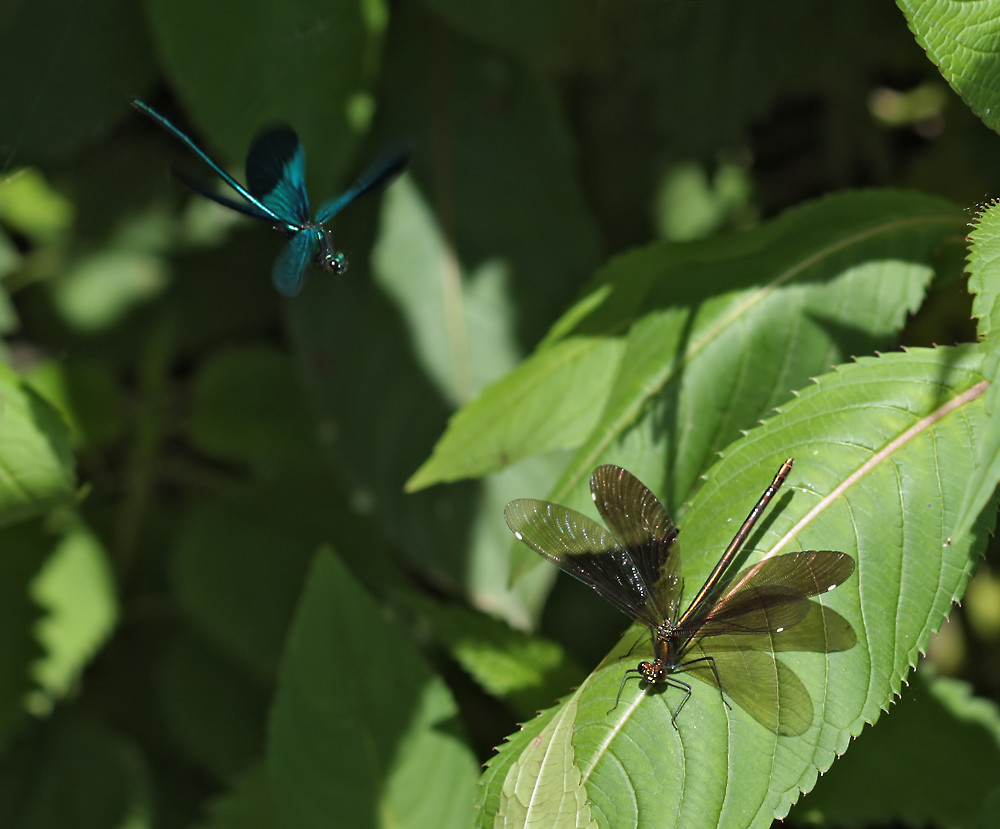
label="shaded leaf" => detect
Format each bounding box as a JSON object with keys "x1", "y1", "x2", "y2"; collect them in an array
[
  {"x1": 171, "y1": 481, "x2": 339, "y2": 676},
  {"x1": 0, "y1": 523, "x2": 49, "y2": 750},
  {"x1": 0, "y1": 0, "x2": 154, "y2": 160},
  {"x1": 0, "y1": 718, "x2": 150, "y2": 828},
  {"x1": 290, "y1": 4, "x2": 602, "y2": 621},
  {"x1": 268, "y1": 551, "x2": 477, "y2": 829},
  {"x1": 188, "y1": 345, "x2": 318, "y2": 473},
  {"x1": 196, "y1": 764, "x2": 277, "y2": 829},
  {"x1": 0, "y1": 364, "x2": 75, "y2": 527},
  {"x1": 160, "y1": 633, "x2": 270, "y2": 781},
  {"x1": 410, "y1": 189, "x2": 961, "y2": 500},
  {"x1": 145, "y1": 0, "x2": 388, "y2": 187},
  {"x1": 405, "y1": 593, "x2": 582, "y2": 717}
]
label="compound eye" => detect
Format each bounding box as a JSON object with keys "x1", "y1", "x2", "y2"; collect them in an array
[
  {"x1": 324, "y1": 252, "x2": 348, "y2": 275},
  {"x1": 638, "y1": 661, "x2": 665, "y2": 682}
]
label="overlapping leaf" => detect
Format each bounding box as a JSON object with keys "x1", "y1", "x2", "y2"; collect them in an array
[
  {"x1": 410, "y1": 190, "x2": 962, "y2": 507},
  {"x1": 478, "y1": 344, "x2": 990, "y2": 828},
  {"x1": 269, "y1": 551, "x2": 478, "y2": 829}
]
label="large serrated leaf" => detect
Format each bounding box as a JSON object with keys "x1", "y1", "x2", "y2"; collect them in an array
[
  {"x1": 898, "y1": 0, "x2": 1000, "y2": 135},
  {"x1": 476, "y1": 344, "x2": 991, "y2": 828},
  {"x1": 956, "y1": 198, "x2": 1000, "y2": 540},
  {"x1": 495, "y1": 693, "x2": 598, "y2": 829},
  {"x1": 410, "y1": 189, "x2": 961, "y2": 497}
]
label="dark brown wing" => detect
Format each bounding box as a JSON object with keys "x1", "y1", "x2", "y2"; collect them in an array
[
  {"x1": 589, "y1": 465, "x2": 682, "y2": 623},
  {"x1": 504, "y1": 498, "x2": 663, "y2": 626},
  {"x1": 688, "y1": 585, "x2": 812, "y2": 638},
  {"x1": 702, "y1": 602, "x2": 857, "y2": 654},
  {"x1": 679, "y1": 550, "x2": 855, "y2": 641},
  {"x1": 713, "y1": 550, "x2": 855, "y2": 601}
]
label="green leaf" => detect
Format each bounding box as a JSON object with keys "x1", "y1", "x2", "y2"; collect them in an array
[
  {"x1": 50, "y1": 249, "x2": 170, "y2": 333},
  {"x1": 899, "y1": 0, "x2": 1000, "y2": 135},
  {"x1": 371, "y1": 174, "x2": 525, "y2": 406},
  {"x1": 171, "y1": 464, "x2": 409, "y2": 681},
  {"x1": 160, "y1": 633, "x2": 270, "y2": 781},
  {"x1": 422, "y1": 0, "x2": 602, "y2": 68},
  {"x1": 0, "y1": 0, "x2": 155, "y2": 160},
  {"x1": 405, "y1": 333, "x2": 619, "y2": 492},
  {"x1": 0, "y1": 717, "x2": 151, "y2": 828},
  {"x1": 404, "y1": 593, "x2": 582, "y2": 717},
  {"x1": 476, "y1": 344, "x2": 991, "y2": 828},
  {"x1": 410, "y1": 189, "x2": 962, "y2": 499},
  {"x1": 0, "y1": 364, "x2": 76, "y2": 526},
  {"x1": 969, "y1": 199, "x2": 1000, "y2": 345},
  {"x1": 268, "y1": 550, "x2": 478, "y2": 829},
  {"x1": 144, "y1": 0, "x2": 389, "y2": 185},
  {"x1": 171, "y1": 482, "x2": 334, "y2": 676},
  {"x1": 290, "y1": 6, "x2": 602, "y2": 612},
  {"x1": 188, "y1": 345, "x2": 319, "y2": 474},
  {"x1": 0, "y1": 523, "x2": 48, "y2": 750},
  {"x1": 955, "y1": 199, "x2": 1000, "y2": 541},
  {"x1": 0, "y1": 168, "x2": 74, "y2": 241},
  {"x1": 495, "y1": 693, "x2": 598, "y2": 829},
  {"x1": 196, "y1": 764, "x2": 277, "y2": 829},
  {"x1": 31, "y1": 523, "x2": 117, "y2": 704},
  {"x1": 26, "y1": 359, "x2": 125, "y2": 450}
]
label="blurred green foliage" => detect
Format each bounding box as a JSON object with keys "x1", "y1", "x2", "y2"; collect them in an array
[{"x1": 0, "y1": 0, "x2": 999, "y2": 827}]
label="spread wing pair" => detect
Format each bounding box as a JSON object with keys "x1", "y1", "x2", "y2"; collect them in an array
[
  {"x1": 132, "y1": 98, "x2": 409, "y2": 296},
  {"x1": 505, "y1": 459, "x2": 856, "y2": 735}
]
